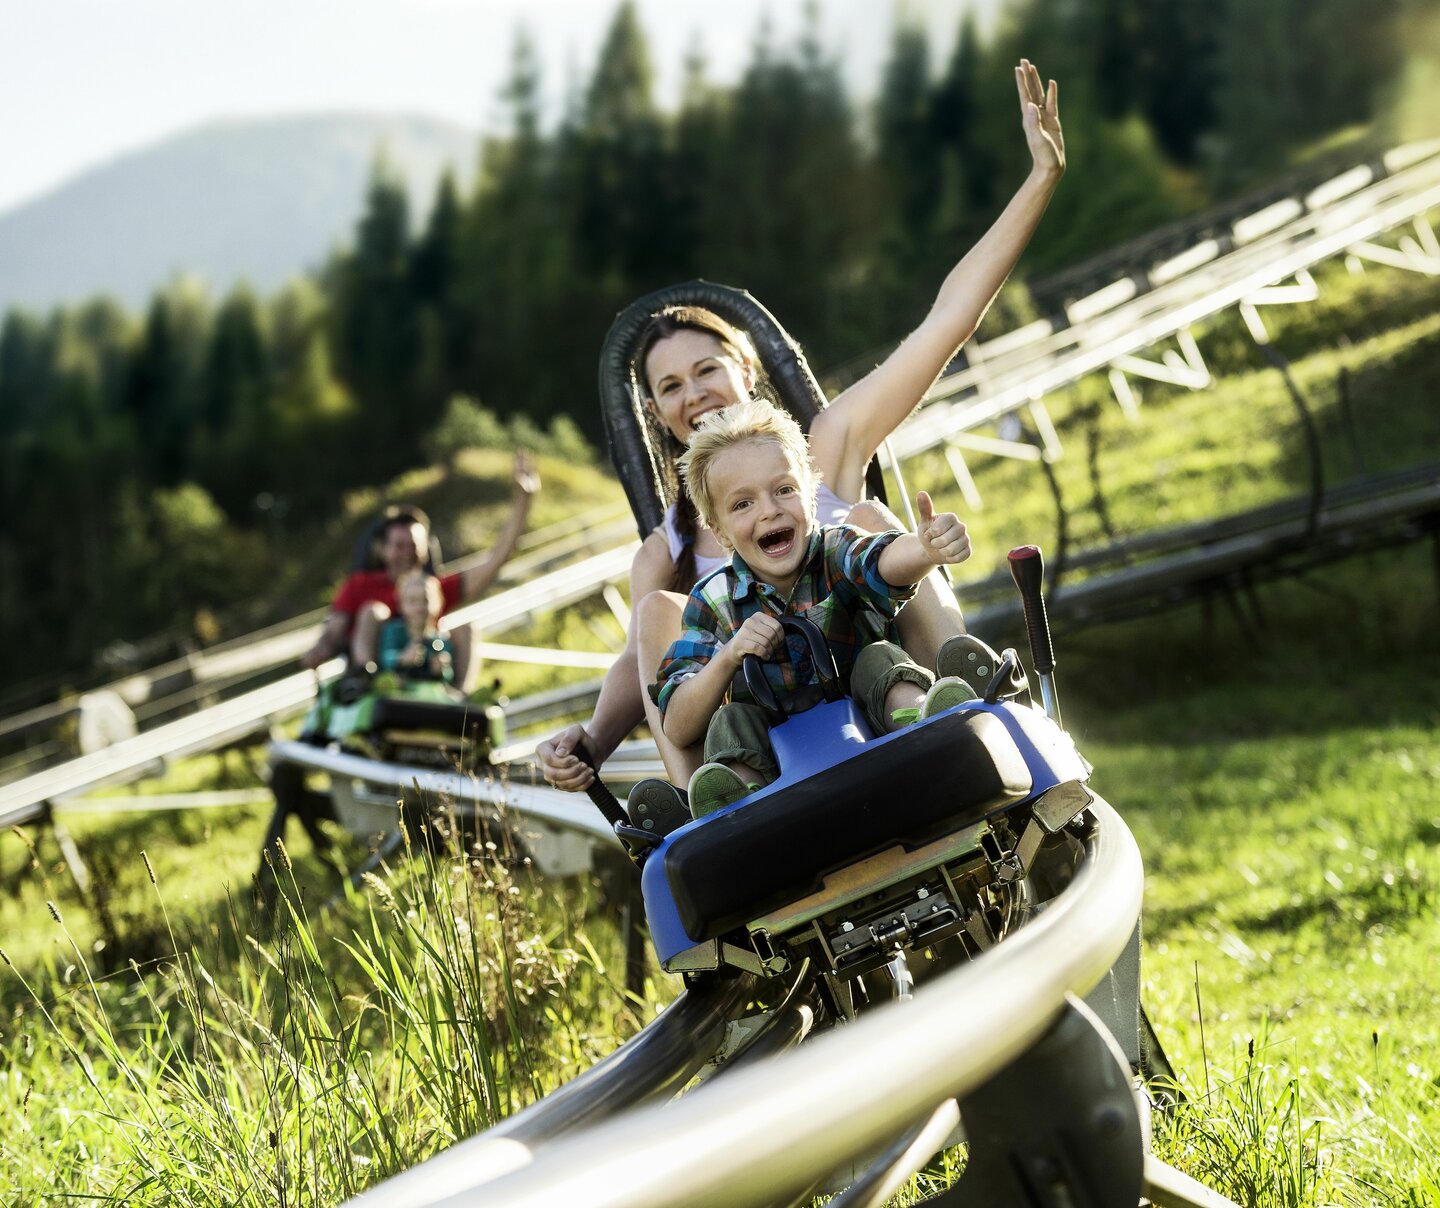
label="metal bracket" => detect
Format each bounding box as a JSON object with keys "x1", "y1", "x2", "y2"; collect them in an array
[
  {"x1": 1108, "y1": 326, "x2": 1212, "y2": 419},
  {"x1": 1346, "y1": 215, "x2": 1440, "y2": 276},
  {"x1": 928, "y1": 996, "x2": 1240, "y2": 1208}
]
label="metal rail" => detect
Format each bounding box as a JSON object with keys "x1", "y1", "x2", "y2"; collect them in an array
[
  {"x1": 892, "y1": 149, "x2": 1440, "y2": 459},
  {"x1": 0, "y1": 509, "x2": 637, "y2": 751},
  {"x1": 265, "y1": 739, "x2": 621, "y2": 847},
  {"x1": 0, "y1": 545, "x2": 637, "y2": 828},
  {"x1": 956, "y1": 463, "x2": 1440, "y2": 633},
  {"x1": 349, "y1": 798, "x2": 1141, "y2": 1208}
]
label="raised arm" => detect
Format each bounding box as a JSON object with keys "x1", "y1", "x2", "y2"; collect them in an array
[
  {"x1": 809, "y1": 60, "x2": 1065, "y2": 503},
  {"x1": 457, "y1": 450, "x2": 540, "y2": 601}
]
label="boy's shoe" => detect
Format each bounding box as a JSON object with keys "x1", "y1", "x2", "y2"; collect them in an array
[
  {"x1": 936, "y1": 634, "x2": 1002, "y2": 699},
  {"x1": 919, "y1": 675, "x2": 978, "y2": 720},
  {"x1": 626, "y1": 779, "x2": 692, "y2": 836},
  {"x1": 687, "y1": 762, "x2": 760, "y2": 819}
]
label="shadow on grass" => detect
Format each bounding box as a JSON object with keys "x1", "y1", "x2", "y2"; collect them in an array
[{"x1": 1239, "y1": 864, "x2": 1433, "y2": 936}]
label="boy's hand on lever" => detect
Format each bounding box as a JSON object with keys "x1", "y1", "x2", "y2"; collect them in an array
[
  {"x1": 917, "y1": 491, "x2": 972, "y2": 567},
  {"x1": 725, "y1": 612, "x2": 783, "y2": 669}
]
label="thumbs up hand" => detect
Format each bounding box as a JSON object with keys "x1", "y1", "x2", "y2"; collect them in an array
[{"x1": 916, "y1": 491, "x2": 972, "y2": 567}]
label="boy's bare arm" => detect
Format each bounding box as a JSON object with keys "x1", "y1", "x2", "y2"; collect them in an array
[
  {"x1": 661, "y1": 612, "x2": 782, "y2": 748},
  {"x1": 662, "y1": 656, "x2": 743, "y2": 748},
  {"x1": 879, "y1": 491, "x2": 972, "y2": 585}
]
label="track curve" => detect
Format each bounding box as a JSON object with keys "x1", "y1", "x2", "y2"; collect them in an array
[{"x1": 348, "y1": 797, "x2": 1143, "y2": 1208}]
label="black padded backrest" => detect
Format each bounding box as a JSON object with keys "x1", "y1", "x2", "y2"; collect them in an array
[
  {"x1": 598, "y1": 280, "x2": 887, "y2": 540},
  {"x1": 664, "y1": 708, "x2": 1033, "y2": 942}
]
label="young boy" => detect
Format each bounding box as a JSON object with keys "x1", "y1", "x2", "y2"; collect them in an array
[{"x1": 653, "y1": 398, "x2": 977, "y2": 818}]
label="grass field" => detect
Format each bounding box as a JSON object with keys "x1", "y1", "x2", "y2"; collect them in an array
[{"x1": 2, "y1": 258, "x2": 1439, "y2": 1205}]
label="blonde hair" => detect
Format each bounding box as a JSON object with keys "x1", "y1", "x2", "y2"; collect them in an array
[
  {"x1": 395, "y1": 569, "x2": 444, "y2": 620},
  {"x1": 678, "y1": 397, "x2": 815, "y2": 531}
]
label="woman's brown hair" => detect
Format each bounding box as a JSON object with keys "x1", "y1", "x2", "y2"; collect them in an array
[{"x1": 633, "y1": 306, "x2": 772, "y2": 591}]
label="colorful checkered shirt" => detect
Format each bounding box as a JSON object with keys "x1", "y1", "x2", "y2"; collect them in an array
[{"x1": 652, "y1": 524, "x2": 916, "y2": 717}]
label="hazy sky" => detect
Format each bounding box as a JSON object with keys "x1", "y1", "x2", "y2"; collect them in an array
[{"x1": 2, "y1": 0, "x2": 987, "y2": 216}]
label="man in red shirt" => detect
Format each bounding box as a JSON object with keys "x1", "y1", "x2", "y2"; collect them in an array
[{"x1": 299, "y1": 450, "x2": 539, "y2": 686}]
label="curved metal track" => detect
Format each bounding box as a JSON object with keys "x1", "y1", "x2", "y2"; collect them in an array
[{"x1": 348, "y1": 798, "x2": 1143, "y2": 1208}]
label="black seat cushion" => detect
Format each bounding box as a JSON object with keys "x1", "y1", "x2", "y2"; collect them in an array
[
  {"x1": 368, "y1": 697, "x2": 484, "y2": 738},
  {"x1": 666, "y1": 709, "x2": 1033, "y2": 941}
]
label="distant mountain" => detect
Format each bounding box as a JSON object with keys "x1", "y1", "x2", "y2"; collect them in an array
[{"x1": 0, "y1": 113, "x2": 479, "y2": 315}]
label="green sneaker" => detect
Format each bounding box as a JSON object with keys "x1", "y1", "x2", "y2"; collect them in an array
[
  {"x1": 936, "y1": 634, "x2": 1002, "y2": 699},
  {"x1": 687, "y1": 762, "x2": 759, "y2": 818},
  {"x1": 919, "y1": 675, "x2": 977, "y2": 720}
]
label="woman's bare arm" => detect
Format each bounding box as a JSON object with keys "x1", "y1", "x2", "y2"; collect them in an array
[
  {"x1": 809, "y1": 61, "x2": 1065, "y2": 503},
  {"x1": 536, "y1": 532, "x2": 673, "y2": 789}
]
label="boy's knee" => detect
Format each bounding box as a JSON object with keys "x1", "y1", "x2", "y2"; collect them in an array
[
  {"x1": 853, "y1": 641, "x2": 932, "y2": 730},
  {"x1": 355, "y1": 601, "x2": 391, "y2": 628},
  {"x1": 449, "y1": 624, "x2": 473, "y2": 686},
  {"x1": 350, "y1": 602, "x2": 391, "y2": 659},
  {"x1": 852, "y1": 640, "x2": 910, "y2": 684},
  {"x1": 704, "y1": 701, "x2": 777, "y2": 779}
]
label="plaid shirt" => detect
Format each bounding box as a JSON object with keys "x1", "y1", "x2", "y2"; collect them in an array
[{"x1": 653, "y1": 524, "x2": 916, "y2": 716}]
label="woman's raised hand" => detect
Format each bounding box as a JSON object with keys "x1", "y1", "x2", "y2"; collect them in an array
[
  {"x1": 513, "y1": 448, "x2": 541, "y2": 496},
  {"x1": 1016, "y1": 59, "x2": 1064, "y2": 177}
]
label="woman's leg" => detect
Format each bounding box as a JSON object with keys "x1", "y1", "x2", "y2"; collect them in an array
[
  {"x1": 635, "y1": 590, "x2": 707, "y2": 786},
  {"x1": 845, "y1": 499, "x2": 966, "y2": 669},
  {"x1": 448, "y1": 624, "x2": 474, "y2": 691}
]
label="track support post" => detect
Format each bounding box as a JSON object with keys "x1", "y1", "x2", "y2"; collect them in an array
[{"x1": 931, "y1": 995, "x2": 1238, "y2": 1208}]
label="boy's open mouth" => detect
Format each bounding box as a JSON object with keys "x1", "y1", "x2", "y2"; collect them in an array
[{"x1": 757, "y1": 527, "x2": 796, "y2": 557}]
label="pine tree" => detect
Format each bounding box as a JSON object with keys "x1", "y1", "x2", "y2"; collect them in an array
[
  {"x1": 197, "y1": 286, "x2": 271, "y2": 515},
  {"x1": 573, "y1": 1, "x2": 672, "y2": 284},
  {"x1": 328, "y1": 161, "x2": 420, "y2": 469},
  {"x1": 125, "y1": 280, "x2": 210, "y2": 484},
  {"x1": 460, "y1": 27, "x2": 583, "y2": 430},
  {"x1": 1137, "y1": 0, "x2": 1219, "y2": 164},
  {"x1": 696, "y1": 11, "x2": 870, "y2": 361},
  {"x1": 1210, "y1": 0, "x2": 1304, "y2": 188},
  {"x1": 411, "y1": 169, "x2": 467, "y2": 407}
]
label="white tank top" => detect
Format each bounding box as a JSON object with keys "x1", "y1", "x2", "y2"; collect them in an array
[{"x1": 659, "y1": 481, "x2": 852, "y2": 585}]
